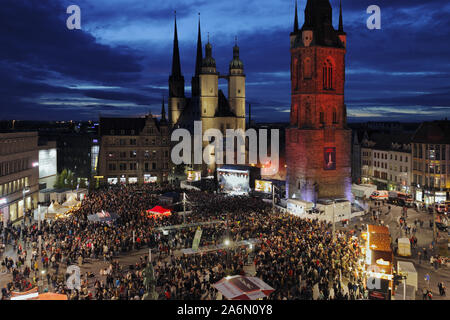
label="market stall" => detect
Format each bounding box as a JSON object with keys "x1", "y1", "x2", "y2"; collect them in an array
[
  {"x1": 145, "y1": 206, "x2": 172, "y2": 219},
  {"x1": 46, "y1": 201, "x2": 70, "y2": 219},
  {"x1": 213, "y1": 275, "x2": 274, "y2": 300}
]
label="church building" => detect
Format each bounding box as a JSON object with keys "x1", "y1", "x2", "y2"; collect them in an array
[{"x1": 168, "y1": 14, "x2": 246, "y2": 174}]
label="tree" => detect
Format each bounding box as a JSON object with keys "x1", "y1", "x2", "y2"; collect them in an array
[{"x1": 54, "y1": 169, "x2": 78, "y2": 189}]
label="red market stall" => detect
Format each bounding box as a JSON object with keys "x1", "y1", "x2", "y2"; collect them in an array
[
  {"x1": 10, "y1": 288, "x2": 68, "y2": 300},
  {"x1": 213, "y1": 275, "x2": 274, "y2": 300},
  {"x1": 146, "y1": 206, "x2": 172, "y2": 219}
]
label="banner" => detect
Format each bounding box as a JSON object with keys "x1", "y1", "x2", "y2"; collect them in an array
[
  {"x1": 192, "y1": 227, "x2": 203, "y2": 251},
  {"x1": 324, "y1": 147, "x2": 336, "y2": 170}
]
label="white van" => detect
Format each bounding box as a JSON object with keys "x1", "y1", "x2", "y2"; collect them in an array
[{"x1": 370, "y1": 190, "x2": 389, "y2": 200}]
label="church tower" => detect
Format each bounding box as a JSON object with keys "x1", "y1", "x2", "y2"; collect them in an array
[
  {"x1": 169, "y1": 13, "x2": 186, "y2": 126},
  {"x1": 199, "y1": 38, "x2": 219, "y2": 172},
  {"x1": 228, "y1": 38, "x2": 246, "y2": 130},
  {"x1": 286, "y1": 0, "x2": 351, "y2": 202},
  {"x1": 199, "y1": 38, "x2": 219, "y2": 127}
]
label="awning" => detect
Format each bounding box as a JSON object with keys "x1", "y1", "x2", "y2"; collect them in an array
[{"x1": 213, "y1": 275, "x2": 274, "y2": 300}]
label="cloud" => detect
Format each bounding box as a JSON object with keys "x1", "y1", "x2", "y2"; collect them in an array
[{"x1": 0, "y1": 0, "x2": 449, "y2": 122}]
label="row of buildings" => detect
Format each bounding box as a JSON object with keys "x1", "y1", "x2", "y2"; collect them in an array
[
  {"x1": 0, "y1": 121, "x2": 100, "y2": 225},
  {"x1": 96, "y1": 14, "x2": 248, "y2": 184},
  {"x1": 352, "y1": 120, "x2": 450, "y2": 205}
]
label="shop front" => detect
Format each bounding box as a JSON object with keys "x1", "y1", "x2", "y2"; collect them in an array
[
  {"x1": 423, "y1": 190, "x2": 448, "y2": 205},
  {"x1": 0, "y1": 198, "x2": 8, "y2": 224},
  {"x1": 435, "y1": 191, "x2": 447, "y2": 203},
  {"x1": 362, "y1": 225, "x2": 394, "y2": 300},
  {"x1": 0, "y1": 192, "x2": 38, "y2": 223},
  {"x1": 128, "y1": 177, "x2": 138, "y2": 184},
  {"x1": 107, "y1": 177, "x2": 118, "y2": 185},
  {"x1": 415, "y1": 189, "x2": 423, "y2": 202},
  {"x1": 144, "y1": 174, "x2": 157, "y2": 184}
]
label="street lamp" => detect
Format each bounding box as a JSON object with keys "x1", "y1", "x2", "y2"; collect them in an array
[{"x1": 40, "y1": 269, "x2": 46, "y2": 293}]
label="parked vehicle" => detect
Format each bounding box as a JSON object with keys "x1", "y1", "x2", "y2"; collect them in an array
[
  {"x1": 388, "y1": 191, "x2": 413, "y2": 207},
  {"x1": 370, "y1": 190, "x2": 389, "y2": 200}
]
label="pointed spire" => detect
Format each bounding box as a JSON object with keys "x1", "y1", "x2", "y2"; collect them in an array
[
  {"x1": 293, "y1": 0, "x2": 299, "y2": 32},
  {"x1": 202, "y1": 32, "x2": 216, "y2": 70},
  {"x1": 171, "y1": 11, "x2": 182, "y2": 78},
  {"x1": 161, "y1": 96, "x2": 166, "y2": 121},
  {"x1": 205, "y1": 32, "x2": 212, "y2": 59},
  {"x1": 233, "y1": 36, "x2": 239, "y2": 57},
  {"x1": 338, "y1": 0, "x2": 344, "y2": 32},
  {"x1": 230, "y1": 35, "x2": 243, "y2": 71},
  {"x1": 194, "y1": 13, "x2": 202, "y2": 76}
]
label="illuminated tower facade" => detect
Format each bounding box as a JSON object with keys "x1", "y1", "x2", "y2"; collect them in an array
[{"x1": 286, "y1": 0, "x2": 351, "y2": 202}]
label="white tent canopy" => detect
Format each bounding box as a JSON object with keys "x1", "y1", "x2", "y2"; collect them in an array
[
  {"x1": 62, "y1": 195, "x2": 80, "y2": 208},
  {"x1": 48, "y1": 201, "x2": 69, "y2": 215}
]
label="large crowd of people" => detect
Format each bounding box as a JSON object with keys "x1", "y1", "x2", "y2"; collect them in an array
[{"x1": 0, "y1": 183, "x2": 445, "y2": 300}]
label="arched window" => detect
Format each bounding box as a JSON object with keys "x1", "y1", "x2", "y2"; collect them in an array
[
  {"x1": 322, "y1": 59, "x2": 333, "y2": 89},
  {"x1": 319, "y1": 110, "x2": 325, "y2": 124},
  {"x1": 332, "y1": 108, "x2": 337, "y2": 124},
  {"x1": 303, "y1": 58, "x2": 312, "y2": 79}
]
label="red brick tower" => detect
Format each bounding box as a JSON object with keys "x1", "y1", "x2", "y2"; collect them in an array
[{"x1": 286, "y1": 0, "x2": 352, "y2": 202}]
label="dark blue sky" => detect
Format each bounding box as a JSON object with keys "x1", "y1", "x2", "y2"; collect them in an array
[{"x1": 1, "y1": 0, "x2": 449, "y2": 122}]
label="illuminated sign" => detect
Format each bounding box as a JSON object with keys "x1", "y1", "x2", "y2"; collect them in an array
[
  {"x1": 32, "y1": 162, "x2": 39, "y2": 167},
  {"x1": 39, "y1": 148, "x2": 57, "y2": 178},
  {"x1": 324, "y1": 147, "x2": 336, "y2": 170},
  {"x1": 128, "y1": 177, "x2": 138, "y2": 184},
  {"x1": 107, "y1": 178, "x2": 118, "y2": 185},
  {"x1": 144, "y1": 175, "x2": 157, "y2": 183},
  {"x1": 255, "y1": 180, "x2": 272, "y2": 193},
  {"x1": 94, "y1": 176, "x2": 104, "y2": 179},
  {"x1": 0, "y1": 198, "x2": 7, "y2": 205}
]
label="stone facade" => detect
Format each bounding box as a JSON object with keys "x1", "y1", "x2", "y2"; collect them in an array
[
  {"x1": 98, "y1": 112, "x2": 171, "y2": 185},
  {"x1": 411, "y1": 120, "x2": 450, "y2": 203},
  {"x1": 0, "y1": 131, "x2": 39, "y2": 223},
  {"x1": 168, "y1": 16, "x2": 246, "y2": 174}
]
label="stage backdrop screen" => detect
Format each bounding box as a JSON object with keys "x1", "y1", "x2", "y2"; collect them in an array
[
  {"x1": 255, "y1": 180, "x2": 272, "y2": 193},
  {"x1": 39, "y1": 148, "x2": 57, "y2": 178},
  {"x1": 217, "y1": 168, "x2": 250, "y2": 195}
]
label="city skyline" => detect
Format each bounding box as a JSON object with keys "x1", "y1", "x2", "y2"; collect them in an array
[{"x1": 1, "y1": 0, "x2": 450, "y2": 122}]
